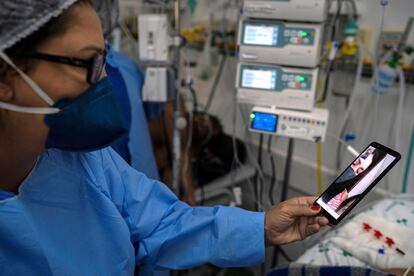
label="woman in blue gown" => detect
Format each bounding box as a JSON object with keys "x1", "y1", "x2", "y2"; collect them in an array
[{"x1": 0, "y1": 1, "x2": 328, "y2": 275}]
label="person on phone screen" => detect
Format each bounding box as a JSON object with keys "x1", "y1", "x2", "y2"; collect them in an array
[{"x1": 323, "y1": 148, "x2": 386, "y2": 214}]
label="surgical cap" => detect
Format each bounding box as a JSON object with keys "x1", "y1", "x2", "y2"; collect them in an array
[
  {"x1": 0, "y1": 0, "x2": 78, "y2": 52},
  {"x1": 92, "y1": 0, "x2": 120, "y2": 37}
]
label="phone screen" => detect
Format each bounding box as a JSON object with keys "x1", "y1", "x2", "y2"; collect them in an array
[{"x1": 316, "y1": 144, "x2": 399, "y2": 222}]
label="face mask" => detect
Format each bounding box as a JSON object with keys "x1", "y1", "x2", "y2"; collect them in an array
[{"x1": 0, "y1": 51, "x2": 127, "y2": 152}]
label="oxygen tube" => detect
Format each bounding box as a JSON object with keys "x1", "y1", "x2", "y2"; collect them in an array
[{"x1": 402, "y1": 125, "x2": 414, "y2": 193}]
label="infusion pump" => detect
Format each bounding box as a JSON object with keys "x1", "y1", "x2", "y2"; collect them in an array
[
  {"x1": 243, "y1": 0, "x2": 328, "y2": 23},
  {"x1": 238, "y1": 19, "x2": 323, "y2": 68},
  {"x1": 249, "y1": 106, "x2": 329, "y2": 142},
  {"x1": 236, "y1": 63, "x2": 318, "y2": 111}
]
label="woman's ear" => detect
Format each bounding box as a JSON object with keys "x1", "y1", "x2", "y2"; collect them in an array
[
  {"x1": 0, "y1": 80, "x2": 14, "y2": 102},
  {"x1": 0, "y1": 60, "x2": 15, "y2": 102}
]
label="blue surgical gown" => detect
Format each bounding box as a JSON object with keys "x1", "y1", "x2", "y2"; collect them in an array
[{"x1": 0, "y1": 148, "x2": 264, "y2": 275}]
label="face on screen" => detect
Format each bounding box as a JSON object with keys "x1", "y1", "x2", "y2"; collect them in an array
[{"x1": 316, "y1": 146, "x2": 397, "y2": 220}]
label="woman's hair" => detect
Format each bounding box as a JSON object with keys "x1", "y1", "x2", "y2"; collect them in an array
[
  {"x1": 321, "y1": 148, "x2": 387, "y2": 205},
  {"x1": 0, "y1": 0, "x2": 93, "y2": 80}
]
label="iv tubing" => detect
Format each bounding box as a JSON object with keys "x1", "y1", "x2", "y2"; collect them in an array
[
  {"x1": 337, "y1": 38, "x2": 365, "y2": 143},
  {"x1": 394, "y1": 67, "x2": 406, "y2": 150},
  {"x1": 316, "y1": 143, "x2": 323, "y2": 195},
  {"x1": 402, "y1": 123, "x2": 414, "y2": 194}
]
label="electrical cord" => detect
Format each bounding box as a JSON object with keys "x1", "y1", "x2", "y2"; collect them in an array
[
  {"x1": 268, "y1": 136, "x2": 278, "y2": 206},
  {"x1": 271, "y1": 244, "x2": 293, "y2": 268},
  {"x1": 204, "y1": 55, "x2": 227, "y2": 112},
  {"x1": 317, "y1": 0, "x2": 343, "y2": 103},
  {"x1": 336, "y1": 37, "x2": 366, "y2": 169},
  {"x1": 230, "y1": 0, "x2": 244, "y2": 192},
  {"x1": 253, "y1": 134, "x2": 264, "y2": 211},
  {"x1": 232, "y1": 102, "x2": 267, "y2": 210},
  {"x1": 203, "y1": 1, "x2": 231, "y2": 113},
  {"x1": 316, "y1": 143, "x2": 324, "y2": 195},
  {"x1": 403, "y1": 264, "x2": 414, "y2": 276},
  {"x1": 345, "y1": 0, "x2": 358, "y2": 19},
  {"x1": 327, "y1": 132, "x2": 359, "y2": 157}
]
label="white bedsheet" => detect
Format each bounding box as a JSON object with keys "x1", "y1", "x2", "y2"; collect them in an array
[{"x1": 297, "y1": 195, "x2": 414, "y2": 268}]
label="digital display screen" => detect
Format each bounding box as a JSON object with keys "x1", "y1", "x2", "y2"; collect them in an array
[
  {"x1": 251, "y1": 112, "x2": 278, "y2": 133},
  {"x1": 242, "y1": 69, "x2": 277, "y2": 90},
  {"x1": 243, "y1": 24, "x2": 279, "y2": 46},
  {"x1": 317, "y1": 146, "x2": 397, "y2": 219}
]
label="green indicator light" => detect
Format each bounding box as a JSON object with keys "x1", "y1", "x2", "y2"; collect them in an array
[
  {"x1": 301, "y1": 31, "x2": 308, "y2": 37},
  {"x1": 295, "y1": 76, "x2": 305, "y2": 82},
  {"x1": 250, "y1": 113, "x2": 255, "y2": 120}
]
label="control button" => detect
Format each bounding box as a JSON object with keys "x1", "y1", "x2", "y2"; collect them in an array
[
  {"x1": 297, "y1": 37, "x2": 303, "y2": 44},
  {"x1": 282, "y1": 74, "x2": 288, "y2": 81},
  {"x1": 287, "y1": 82, "x2": 293, "y2": 88},
  {"x1": 281, "y1": 124, "x2": 287, "y2": 130},
  {"x1": 295, "y1": 82, "x2": 301, "y2": 88},
  {"x1": 316, "y1": 121, "x2": 320, "y2": 125},
  {"x1": 288, "y1": 75, "x2": 294, "y2": 81},
  {"x1": 307, "y1": 119, "x2": 311, "y2": 124},
  {"x1": 321, "y1": 121, "x2": 326, "y2": 126},
  {"x1": 286, "y1": 127, "x2": 308, "y2": 136},
  {"x1": 284, "y1": 30, "x2": 290, "y2": 36},
  {"x1": 301, "y1": 83, "x2": 307, "y2": 89},
  {"x1": 290, "y1": 37, "x2": 297, "y2": 44},
  {"x1": 291, "y1": 30, "x2": 297, "y2": 37},
  {"x1": 304, "y1": 38, "x2": 310, "y2": 44}
]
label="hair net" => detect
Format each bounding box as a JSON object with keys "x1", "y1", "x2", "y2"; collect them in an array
[
  {"x1": 92, "y1": 0, "x2": 120, "y2": 37},
  {"x1": 0, "y1": 0, "x2": 79, "y2": 52}
]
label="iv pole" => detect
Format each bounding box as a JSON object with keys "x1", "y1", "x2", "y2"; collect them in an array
[
  {"x1": 271, "y1": 138, "x2": 295, "y2": 267},
  {"x1": 172, "y1": 0, "x2": 182, "y2": 195}
]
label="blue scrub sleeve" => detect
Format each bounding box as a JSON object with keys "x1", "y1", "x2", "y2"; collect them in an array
[{"x1": 98, "y1": 148, "x2": 265, "y2": 271}]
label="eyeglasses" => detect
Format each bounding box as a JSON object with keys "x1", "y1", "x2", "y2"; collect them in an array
[{"x1": 19, "y1": 50, "x2": 107, "y2": 84}]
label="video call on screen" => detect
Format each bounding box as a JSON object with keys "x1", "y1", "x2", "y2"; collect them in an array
[{"x1": 317, "y1": 146, "x2": 396, "y2": 219}]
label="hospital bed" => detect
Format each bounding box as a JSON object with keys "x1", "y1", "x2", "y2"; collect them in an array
[
  {"x1": 295, "y1": 194, "x2": 414, "y2": 268},
  {"x1": 265, "y1": 194, "x2": 414, "y2": 276}
]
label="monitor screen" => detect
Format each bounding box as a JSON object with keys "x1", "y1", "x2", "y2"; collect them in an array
[
  {"x1": 241, "y1": 68, "x2": 277, "y2": 90},
  {"x1": 251, "y1": 112, "x2": 278, "y2": 133},
  {"x1": 243, "y1": 24, "x2": 279, "y2": 46}
]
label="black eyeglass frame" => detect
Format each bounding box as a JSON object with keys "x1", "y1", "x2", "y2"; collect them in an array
[{"x1": 19, "y1": 50, "x2": 107, "y2": 84}]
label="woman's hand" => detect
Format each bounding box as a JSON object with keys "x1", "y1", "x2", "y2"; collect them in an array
[{"x1": 264, "y1": 197, "x2": 329, "y2": 246}]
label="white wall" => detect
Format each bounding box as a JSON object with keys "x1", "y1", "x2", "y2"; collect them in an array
[{"x1": 356, "y1": 0, "x2": 414, "y2": 57}]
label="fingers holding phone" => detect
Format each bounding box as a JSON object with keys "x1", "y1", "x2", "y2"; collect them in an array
[{"x1": 314, "y1": 142, "x2": 401, "y2": 225}]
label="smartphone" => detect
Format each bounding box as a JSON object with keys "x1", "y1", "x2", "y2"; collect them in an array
[{"x1": 314, "y1": 142, "x2": 401, "y2": 225}]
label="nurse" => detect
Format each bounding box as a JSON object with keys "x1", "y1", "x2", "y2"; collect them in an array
[{"x1": 0, "y1": 0, "x2": 329, "y2": 275}]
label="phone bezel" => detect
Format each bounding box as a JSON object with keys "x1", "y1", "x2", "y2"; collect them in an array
[{"x1": 314, "y1": 142, "x2": 401, "y2": 225}]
